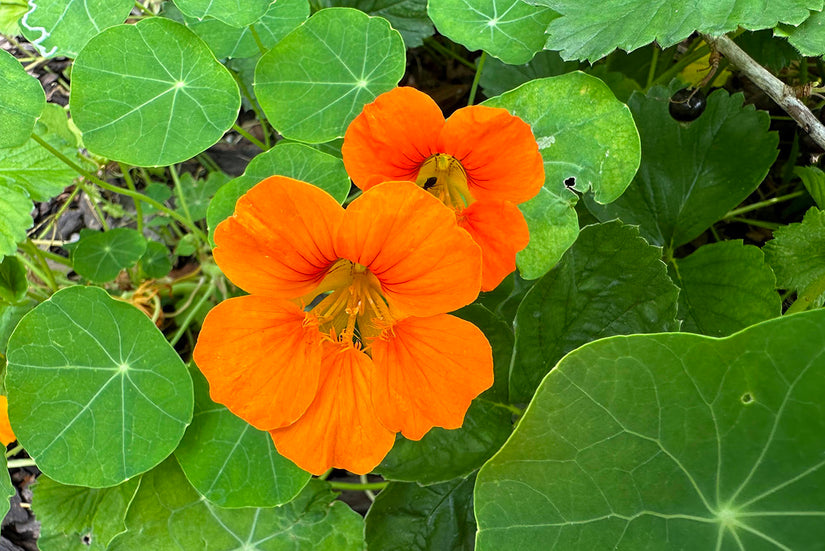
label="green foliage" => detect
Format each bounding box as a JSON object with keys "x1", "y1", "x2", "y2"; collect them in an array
[
  {"x1": 476, "y1": 309, "x2": 825, "y2": 550},
  {"x1": 0, "y1": 48, "x2": 45, "y2": 148},
  {"x1": 20, "y1": 0, "x2": 133, "y2": 58},
  {"x1": 428, "y1": 0, "x2": 557, "y2": 64},
  {"x1": 172, "y1": 0, "x2": 270, "y2": 28},
  {"x1": 34, "y1": 476, "x2": 140, "y2": 551},
  {"x1": 480, "y1": 50, "x2": 580, "y2": 97},
  {"x1": 0, "y1": 255, "x2": 27, "y2": 304},
  {"x1": 585, "y1": 87, "x2": 779, "y2": 250},
  {"x1": 70, "y1": 228, "x2": 147, "y2": 283},
  {"x1": 6, "y1": 286, "x2": 193, "y2": 487},
  {"x1": 70, "y1": 18, "x2": 241, "y2": 166},
  {"x1": 670, "y1": 241, "x2": 781, "y2": 337},
  {"x1": 764, "y1": 207, "x2": 825, "y2": 309},
  {"x1": 511, "y1": 221, "x2": 680, "y2": 403},
  {"x1": 366, "y1": 476, "x2": 476, "y2": 551},
  {"x1": 0, "y1": 0, "x2": 27, "y2": 36},
  {"x1": 317, "y1": 0, "x2": 433, "y2": 48},
  {"x1": 254, "y1": 7, "x2": 405, "y2": 143},
  {"x1": 0, "y1": 186, "x2": 34, "y2": 263},
  {"x1": 795, "y1": 165, "x2": 825, "y2": 208},
  {"x1": 782, "y1": 9, "x2": 825, "y2": 56},
  {"x1": 175, "y1": 366, "x2": 310, "y2": 508},
  {"x1": 139, "y1": 240, "x2": 173, "y2": 279},
  {"x1": 485, "y1": 72, "x2": 641, "y2": 279},
  {"x1": 178, "y1": 171, "x2": 230, "y2": 222}
]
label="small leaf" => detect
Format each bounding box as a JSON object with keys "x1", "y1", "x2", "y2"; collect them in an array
[
  {"x1": 20, "y1": 0, "x2": 133, "y2": 58},
  {"x1": 484, "y1": 72, "x2": 641, "y2": 279},
  {"x1": 6, "y1": 286, "x2": 193, "y2": 487},
  {"x1": 0, "y1": 456, "x2": 15, "y2": 522},
  {"x1": 108, "y1": 459, "x2": 365, "y2": 550},
  {"x1": 206, "y1": 142, "x2": 351, "y2": 243},
  {"x1": 71, "y1": 228, "x2": 148, "y2": 283},
  {"x1": 511, "y1": 221, "x2": 680, "y2": 403},
  {"x1": 70, "y1": 18, "x2": 240, "y2": 166},
  {"x1": 475, "y1": 308, "x2": 825, "y2": 550},
  {"x1": 178, "y1": 171, "x2": 230, "y2": 222},
  {"x1": 764, "y1": 206, "x2": 825, "y2": 308},
  {"x1": 172, "y1": 0, "x2": 270, "y2": 28},
  {"x1": 670, "y1": 241, "x2": 780, "y2": 337},
  {"x1": 785, "y1": 9, "x2": 825, "y2": 57},
  {"x1": 0, "y1": 255, "x2": 27, "y2": 304},
  {"x1": 34, "y1": 476, "x2": 140, "y2": 551},
  {"x1": 0, "y1": 185, "x2": 35, "y2": 263},
  {"x1": 366, "y1": 476, "x2": 476, "y2": 551},
  {"x1": 735, "y1": 30, "x2": 801, "y2": 73},
  {"x1": 428, "y1": 0, "x2": 557, "y2": 64},
  {"x1": 0, "y1": 48, "x2": 45, "y2": 148},
  {"x1": 175, "y1": 366, "x2": 310, "y2": 508},
  {"x1": 795, "y1": 165, "x2": 825, "y2": 209},
  {"x1": 585, "y1": 87, "x2": 779, "y2": 249},
  {"x1": 316, "y1": 0, "x2": 433, "y2": 47},
  {"x1": 254, "y1": 7, "x2": 405, "y2": 143},
  {"x1": 139, "y1": 240, "x2": 173, "y2": 280}
]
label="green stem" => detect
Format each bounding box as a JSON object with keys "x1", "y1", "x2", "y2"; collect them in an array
[
  {"x1": 30, "y1": 133, "x2": 209, "y2": 244},
  {"x1": 649, "y1": 44, "x2": 711, "y2": 89},
  {"x1": 423, "y1": 37, "x2": 476, "y2": 70},
  {"x1": 483, "y1": 399, "x2": 523, "y2": 416},
  {"x1": 197, "y1": 152, "x2": 222, "y2": 173},
  {"x1": 232, "y1": 123, "x2": 267, "y2": 151},
  {"x1": 724, "y1": 191, "x2": 806, "y2": 218},
  {"x1": 467, "y1": 51, "x2": 487, "y2": 106},
  {"x1": 229, "y1": 70, "x2": 272, "y2": 148},
  {"x1": 20, "y1": 240, "x2": 58, "y2": 292},
  {"x1": 119, "y1": 163, "x2": 144, "y2": 235},
  {"x1": 328, "y1": 481, "x2": 388, "y2": 491},
  {"x1": 133, "y1": 1, "x2": 152, "y2": 15},
  {"x1": 35, "y1": 185, "x2": 81, "y2": 241},
  {"x1": 34, "y1": 247, "x2": 72, "y2": 267},
  {"x1": 248, "y1": 24, "x2": 267, "y2": 56},
  {"x1": 727, "y1": 216, "x2": 781, "y2": 230},
  {"x1": 168, "y1": 165, "x2": 198, "y2": 241},
  {"x1": 646, "y1": 45, "x2": 660, "y2": 89},
  {"x1": 78, "y1": 181, "x2": 110, "y2": 231},
  {"x1": 168, "y1": 279, "x2": 217, "y2": 347},
  {"x1": 4, "y1": 445, "x2": 23, "y2": 459},
  {"x1": 6, "y1": 458, "x2": 36, "y2": 469},
  {"x1": 785, "y1": 275, "x2": 825, "y2": 315}
]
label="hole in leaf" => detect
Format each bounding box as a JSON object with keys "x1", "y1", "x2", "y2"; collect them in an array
[
  {"x1": 564, "y1": 177, "x2": 576, "y2": 189},
  {"x1": 81, "y1": 533, "x2": 92, "y2": 546},
  {"x1": 741, "y1": 392, "x2": 754, "y2": 404}
]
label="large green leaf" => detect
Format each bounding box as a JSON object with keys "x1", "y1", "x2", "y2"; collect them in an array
[
  {"x1": 172, "y1": 0, "x2": 270, "y2": 27},
  {"x1": 0, "y1": 48, "x2": 45, "y2": 148},
  {"x1": 108, "y1": 459, "x2": 365, "y2": 550},
  {"x1": 511, "y1": 221, "x2": 680, "y2": 404},
  {"x1": 532, "y1": 0, "x2": 823, "y2": 61},
  {"x1": 671, "y1": 241, "x2": 780, "y2": 337},
  {"x1": 428, "y1": 0, "x2": 557, "y2": 64},
  {"x1": 5, "y1": 286, "x2": 193, "y2": 487},
  {"x1": 785, "y1": 10, "x2": 825, "y2": 56},
  {"x1": 70, "y1": 228, "x2": 148, "y2": 283},
  {"x1": 70, "y1": 17, "x2": 240, "y2": 166},
  {"x1": 164, "y1": 0, "x2": 309, "y2": 59},
  {"x1": 206, "y1": 142, "x2": 351, "y2": 243},
  {"x1": 484, "y1": 72, "x2": 641, "y2": 279},
  {"x1": 175, "y1": 366, "x2": 310, "y2": 508},
  {"x1": 366, "y1": 476, "x2": 476, "y2": 551},
  {"x1": 585, "y1": 87, "x2": 778, "y2": 250},
  {"x1": 254, "y1": 7, "x2": 405, "y2": 143},
  {"x1": 764, "y1": 206, "x2": 825, "y2": 309},
  {"x1": 20, "y1": 0, "x2": 133, "y2": 58},
  {"x1": 476, "y1": 308, "x2": 825, "y2": 550},
  {"x1": 34, "y1": 476, "x2": 140, "y2": 551},
  {"x1": 317, "y1": 0, "x2": 433, "y2": 47}
]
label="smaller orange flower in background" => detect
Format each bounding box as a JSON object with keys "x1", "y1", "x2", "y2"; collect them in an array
[
  {"x1": 194, "y1": 176, "x2": 493, "y2": 475},
  {"x1": 0, "y1": 396, "x2": 15, "y2": 446},
  {"x1": 342, "y1": 86, "x2": 545, "y2": 291}
]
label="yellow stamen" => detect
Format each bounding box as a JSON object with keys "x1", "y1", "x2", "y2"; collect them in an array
[{"x1": 415, "y1": 153, "x2": 474, "y2": 209}]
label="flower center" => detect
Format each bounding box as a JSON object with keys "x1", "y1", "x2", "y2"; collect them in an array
[
  {"x1": 415, "y1": 153, "x2": 474, "y2": 209},
  {"x1": 306, "y1": 259, "x2": 395, "y2": 347}
]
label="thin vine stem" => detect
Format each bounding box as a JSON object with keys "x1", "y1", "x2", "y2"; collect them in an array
[
  {"x1": 119, "y1": 163, "x2": 144, "y2": 235},
  {"x1": 468, "y1": 51, "x2": 487, "y2": 106},
  {"x1": 328, "y1": 481, "x2": 388, "y2": 491},
  {"x1": 35, "y1": 184, "x2": 81, "y2": 242},
  {"x1": 168, "y1": 278, "x2": 217, "y2": 347},
  {"x1": 6, "y1": 459, "x2": 37, "y2": 469},
  {"x1": 232, "y1": 123, "x2": 267, "y2": 151},
  {"x1": 423, "y1": 37, "x2": 476, "y2": 70}
]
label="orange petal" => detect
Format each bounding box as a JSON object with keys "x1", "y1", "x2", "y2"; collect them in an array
[
  {"x1": 213, "y1": 176, "x2": 344, "y2": 298},
  {"x1": 370, "y1": 315, "x2": 493, "y2": 440},
  {"x1": 268, "y1": 343, "x2": 395, "y2": 475},
  {"x1": 193, "y1": 296, "x2": 322, "y2": 431},
  {"x1": 336, "y1": 181, "x2": 482, "y2": 317},
  {"x1": 458, "y1": 200, "x2": 529, "y2": 291},
  {"x1": 342, "y1": 87, "x2": 444, "y2": 190},
  {"x1": 0, "y1": 396, "x2": 15, "y2": 446},
  {"x1": 438, "y1": 105, "x2": 544, "y2": 204}
]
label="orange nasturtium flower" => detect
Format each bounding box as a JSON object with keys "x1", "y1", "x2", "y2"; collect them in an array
[
  {"x1": 0, "y1": 396, "x2": 15, "y2": 446},
  {"x1": 342, "y1": 86, "x2": 545, "y2": 291},
  {"x1": 193, "y1": 176, "x2": 493, "y2": 475}
]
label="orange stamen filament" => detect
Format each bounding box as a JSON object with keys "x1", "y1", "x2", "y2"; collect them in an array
[{"x1": 415, "y1": 153, "x2": 474, "y2": 209}]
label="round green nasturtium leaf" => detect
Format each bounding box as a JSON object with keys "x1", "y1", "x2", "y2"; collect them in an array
[
  {"x1": 671, "y1": 240, "x2": 780, "y2": 337},
  {"x1": 366, "y1": 476, "x2": 477, "y2": 551},
  {"x1": 173, "y1": 0, "x2": 270, "y2": 28},
  {"x1": 20, "y1": 0, "x2": 133, "y2": 58},
  {"x1": 70, "y1": 17, "x2": 240, "y2": 166},
  {"x1": 178, "y1": 171, "x2": 230, "y2": 222},
  {"x1": 585, "y1": 87, "x2": 779, "y2": 250},
  {"x1": 108, "y1": 459, "x2": 365, "y2": 551},
  {"x1": 71, "y1": 228, "x2": 147, "y2": 283},
  {"x1": 316, "y1": 0, "x2": 434, "y2": 48},
  {"x1": 484, "y1": 72, "x2": 641, "y2": 279},
  {"x1": 165, "y1": 0, "x2": 309, "y2": 59},
  {"x1": 175, "y1": 366, "x2": 310, "y2": 508},
  {"x1": 0, "y1": 255, "x2": 27, "y2": 304},
  {"x1": 139, "y1": 240, "x2": 173, "y2": 279},
  {"x1": 476, "y1": 308, "x2": 825, "y2": 550},
  {"x1": 0, "y1": 49, "x2": 45, "y2": 149},
  {"x1": 206, "y1": 142, "x2": 351, "y2": 243},
  {"x1": 428, "y1": 0, "x2": 557, "y2": 65},
  {"x1": 34, "y1": 476, "x2": 140, "y2": 551},
  {"x1": 254, "y1": 7, "x2": 405, "y2": 143},
  {"x1": 6, "y1": 286, "x2": 193, "y2": 487}
]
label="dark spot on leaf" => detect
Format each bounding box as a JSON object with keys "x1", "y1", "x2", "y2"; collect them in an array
[
  {"x1": 741, "y1": 392, "x2": 754, "y2": 405},
  {"x1": 82, "y1": 533, "x2": 92, "y2": 545},
  {"x1": 564, "y1": 177, "x2": 575, "y2": 189}
]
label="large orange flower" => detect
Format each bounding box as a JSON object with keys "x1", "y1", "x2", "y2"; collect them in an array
[
  {"x1": 342, "y1": 86, "x2": 545, "y2": 291},
  {"x1": 193, "y1": 176, "x2": 493, "y2": 475}
]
